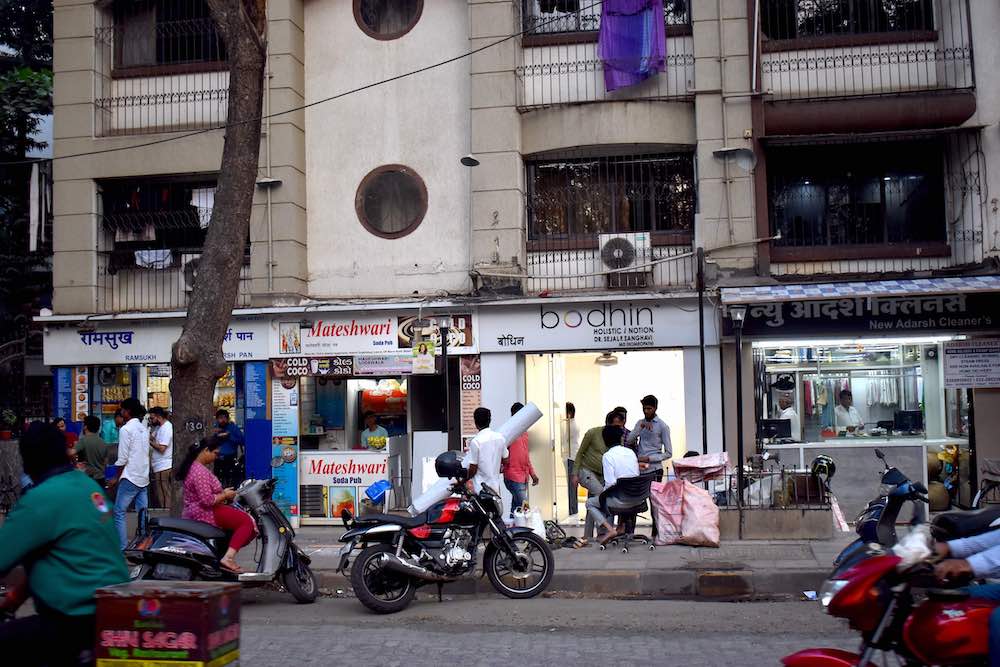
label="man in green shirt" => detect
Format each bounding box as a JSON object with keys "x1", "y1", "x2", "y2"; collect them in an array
[
  {"x1": 571, "y1": 410, "x2": 626, "y2": 541},
  {"x1": 74, "y1": 414, "x2": 108, "y2": 486},
  {"x1": 0, "y1": 421, "x2": 129, "y2": 664}
]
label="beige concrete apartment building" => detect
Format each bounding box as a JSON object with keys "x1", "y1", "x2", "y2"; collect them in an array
[{"x1": 44, "y1": 1, "x2": 1000, "y2": 515}]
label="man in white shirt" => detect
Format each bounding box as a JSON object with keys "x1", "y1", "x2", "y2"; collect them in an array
[
  {"x1": 148, "y1": 407, "x2": 174, "y2": 512},
  {"x1": 586, "y1": 425, "x2": 641, "y2": 546},
  {"x1": 834, "y1": 389, "x2": 864, "y2": 432},
  {"x1": 465, "y1": 407, "x2": 508, "y2": 494},
  {"x1": 777, "y1": 394, "x2": 801, "y2": 441},
  {"x1": 110, "y1": 398, "x2": 150, "y2": 549}
]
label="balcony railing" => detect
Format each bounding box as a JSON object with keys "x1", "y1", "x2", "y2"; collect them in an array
[
  {"x1": 759, "y1": 0, "x2": 973, "y2": 100},
  {"x1": 768, "y1": 130, "x2": 986, "y2": 278},
  {"x1": 94, "y1": 0, "x2": 229, "y2": 136},
  {"x1": 526, "y1": 241, "x2": 695, "y2": 293},
  {"x1": 516, "y1": 1, "x2": 694, "y2": 109}
]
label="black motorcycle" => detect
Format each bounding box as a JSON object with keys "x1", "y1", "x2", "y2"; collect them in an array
[
  {"x1": 125, "y1": 476, "x2": 319, "y2": 604},
  {"x1": 336, "y1": 452, "x2": 555, "y2": 614}
]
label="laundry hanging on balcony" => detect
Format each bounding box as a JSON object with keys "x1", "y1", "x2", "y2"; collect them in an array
[
  {"x1": 134, "y1": 249, "x2": 173, "y2": 270},
  {"x1": 598, "y1": 0, "x2": 666, "y2": 92}
]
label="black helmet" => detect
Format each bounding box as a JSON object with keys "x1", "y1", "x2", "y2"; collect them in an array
[
  {"x1": 435, "y1": 451, "x2": 466, "y2": 480},
  {"x1": 811, "y1": 455, "x2": 836, "y2": 484}
]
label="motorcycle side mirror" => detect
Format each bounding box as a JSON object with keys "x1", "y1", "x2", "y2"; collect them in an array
[{"x1": 875, "y1": 449, "x2": 886, "y2": 461}]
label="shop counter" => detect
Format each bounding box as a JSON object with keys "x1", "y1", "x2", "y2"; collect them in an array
[
  {"x1": 298, "y1": 450, "x2": 394, "y2": 526},
  {"x1": 765, "y1": 438, "x2": 968, "y2": 521}
]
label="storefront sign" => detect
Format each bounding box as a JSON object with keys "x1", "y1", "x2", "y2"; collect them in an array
[
  {"x1": 44, "y1": 319, "x2": 269, "y2": 366},
  {"x1": 460, "y1": 356, "x2": 482, "y2": 437},
  {"x1": 244, "y1": 362, "x2": 268, "y2": 421},
  {"x1": 270, "y1": 378, "x2": 299, "y2": 518},
  {"x1": 944, "y1": 339, "x2": 1000, "y2": 389},
  {"x1": 274, "y1": 317, "x2": 396, "y2": 357},
  {"x1": 723, "y1": 292, "x2": 1000, "y2": 338},
  {"x1": 353, "y1": 353, "x2": 412, "y2": 376},
  {"x1": 396, "y1": 313, "x2": 477, "y2": 355},
  {"x1": 478, "y1": 300, "x2": 717, "y2": 352},
  {"x1": 299, "y1": 451, "x2": 390, "y2": 523},
  {"x1": 270, "y1": 357, "x2": 353, "y2": 378},
  {"x1": 54, "y1": 367, "x2": 72, "y2": 421}
]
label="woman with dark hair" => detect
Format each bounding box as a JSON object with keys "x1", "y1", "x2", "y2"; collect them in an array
[{"x1": 177, "y1": 438, "x2": 256, "y2": 573}]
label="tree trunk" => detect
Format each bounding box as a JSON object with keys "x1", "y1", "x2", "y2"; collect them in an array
[{"x1": 168, "y1": 0, "x2": 266, "y2": 515}]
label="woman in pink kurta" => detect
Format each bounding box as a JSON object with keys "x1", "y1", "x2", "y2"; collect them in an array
[{"x1": 176, "y1": 437, "x2": 255, "y2": 572}]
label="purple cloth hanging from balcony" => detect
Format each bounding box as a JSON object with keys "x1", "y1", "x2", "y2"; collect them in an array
[{"x1": 598, "y1": 0, "x2": 666, "y2": 92}]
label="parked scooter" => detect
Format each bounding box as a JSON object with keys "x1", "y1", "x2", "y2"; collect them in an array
[{"x1": 125, "y1": 475, "x2": 318, "y2": 604}]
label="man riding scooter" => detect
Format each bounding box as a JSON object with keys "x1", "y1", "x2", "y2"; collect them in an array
[
  {"x1": 936, "y1": 528, "x2": 1000, "y2": 666},
  {"x1": 0, "y1": 422, "x2": 129, "y2": 665}
]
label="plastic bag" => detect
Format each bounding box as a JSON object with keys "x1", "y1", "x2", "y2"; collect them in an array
[
  {"x1": 650, "y1": 479, "x2": 685, "y2": 546},
  {"x1": 673, "y1": 452, "x2": 730, "y2": 484},
  {"x1": 513, "y1": 506, "x2": 546, "y2": 540},
  {"x1": 679, "y1": 481, "x2": 720, "y2": 547}
]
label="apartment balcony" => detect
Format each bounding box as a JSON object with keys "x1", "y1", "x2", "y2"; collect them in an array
[
  {"x1": 759, "y1": 0, "x2": 975, "y2": 134},
  {"x1": 516, "y1": 1, "x2": 694, "y2": 110},
  {"x1": 523, "y1": 151, "x2": 696, "y2": 293},
  {"x1": 764, "y1": 130, "x2": 986, "y2": 280},
  {"x1": 94, "y1": 0, "x2": 229, "y2": 136},
  {"x1": 95, "y1": 178, "x2": 250, "y2": 313}
]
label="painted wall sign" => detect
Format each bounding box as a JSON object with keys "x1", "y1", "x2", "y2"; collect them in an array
[{"x1": 944, "y1": 339, "x2": 1000, "y2": 389}]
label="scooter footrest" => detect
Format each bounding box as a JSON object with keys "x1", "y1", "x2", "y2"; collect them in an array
[{"x1": 237, "y1": 572, "x2": 272, "y2": 582}]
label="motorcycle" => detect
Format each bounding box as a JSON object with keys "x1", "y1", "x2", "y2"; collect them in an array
[
  {"x1": 336, "y1": 453, "x2": 555, "y2": 614},
  {"x1": 124, "y1": 476, "x2": 319, "y2": 604},
  {"x1": 784, "y1": 528, "x2": 995, "y2": 666}
]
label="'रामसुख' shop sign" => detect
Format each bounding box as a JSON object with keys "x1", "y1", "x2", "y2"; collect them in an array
[
  {"x1": 43, "y1": 320, "x2": 270, "y2": 365},
  {"x1": 722, "y1": 292, "x2": 1000, "y2": 338}
]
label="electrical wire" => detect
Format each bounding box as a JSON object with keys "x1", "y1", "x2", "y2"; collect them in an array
[{"x1": 0, "y1": 1, "x2": 604, "y2": 167}]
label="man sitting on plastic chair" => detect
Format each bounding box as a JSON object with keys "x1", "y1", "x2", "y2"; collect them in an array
[{"x1": 585, "y1": 425, "x2": 655, "y2": 550}]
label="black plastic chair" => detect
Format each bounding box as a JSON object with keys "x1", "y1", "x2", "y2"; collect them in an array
[{"x1": 598, "y1": 473, "x2": 656, "y2": 553}]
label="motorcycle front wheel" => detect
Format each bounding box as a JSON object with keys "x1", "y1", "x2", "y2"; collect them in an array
[
  {"x1": 283, "y1": 561, "x2": 319, "y2": 604},
  {"x1": 350, "y1": 544, "x2": 416, "y2": 614},
  {"x1": 485, "y1": 532, "x2": 554, "y2": 599}
]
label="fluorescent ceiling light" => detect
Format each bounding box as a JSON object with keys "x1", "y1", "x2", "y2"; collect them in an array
[{"x1": 752, "y1": 334, "x2": 965, "y2": 348}]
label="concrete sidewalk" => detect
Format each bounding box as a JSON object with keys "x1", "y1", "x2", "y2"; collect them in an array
[{"x1": 292, "y1": 526, "x2": 855, "y2": 599}]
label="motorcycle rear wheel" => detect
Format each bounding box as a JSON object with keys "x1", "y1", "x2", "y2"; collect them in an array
[
  {"x1": 486, "y1": 532, "x2": 554, "y2": 599},
  {"x1": 351, "y1": 544, "x2": 416, "y2": 614}
]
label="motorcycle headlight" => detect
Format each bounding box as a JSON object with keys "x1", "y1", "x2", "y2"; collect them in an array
[
  {"x1": 878, "y1": 483, "x2": 895, "y2": 498},
  {"x1": 819, "y1": 579, "x2": 849, "y2": 608}
]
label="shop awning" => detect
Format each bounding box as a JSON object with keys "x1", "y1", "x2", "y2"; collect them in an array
[{"x1": 720, "y1": 276, "x2": 1000, "y2": 305}]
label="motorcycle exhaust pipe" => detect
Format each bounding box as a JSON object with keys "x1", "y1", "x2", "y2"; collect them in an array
[{"x1": 378, "y1": 553, "x2": 451, "y2": 582}]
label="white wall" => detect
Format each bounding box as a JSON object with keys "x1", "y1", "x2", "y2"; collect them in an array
[{"x1": 304, "y1": 0, "x2": 472, "y2": 298}]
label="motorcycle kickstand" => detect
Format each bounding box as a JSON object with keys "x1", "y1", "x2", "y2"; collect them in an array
[{"x1": 436, "y1": 582, "x2": 443, "y2": 603}]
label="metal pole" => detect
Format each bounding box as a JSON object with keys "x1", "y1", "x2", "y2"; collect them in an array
[
  {"x1": 968, "y1": 387, "x2": 977, "y2": 503},
  {"x1": 697, "y1": 247, "x2": 708, "y2": 455},
  {"x1": 440, "y1": 325, "x2": 451, "y2": 448},
  {"x1": 735, "y1": 327, "x2": 745, "y2": 539}
]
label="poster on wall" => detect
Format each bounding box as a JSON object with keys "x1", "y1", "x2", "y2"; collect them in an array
[
  {"x1": 270, "y1": 377, "x2": 300, "y2": 518},
  {"x1": 396, "y1": 313, "x2": 477, "y2": 355},
  {"x1": 298, "y1": 451, "x2": 390, "y2": 524},
  {"x1": 244, "y1": 362, "x2": 268, "y2": 421},
  {"x1": 73, "y1": 367, "x2": 89, "y2": 422},
  {"x1": 459, "y1": 356, "x2": 482, "y2": 438},
  {"x1": 411, "y1": 339, "x2": 436, "y2": 375},
  {"x1": 944, "y1": 339, "x2": 1000, "y2": 389},
  {"x1": 54, "y1": 367, "x2": 72, "y2": 420}
]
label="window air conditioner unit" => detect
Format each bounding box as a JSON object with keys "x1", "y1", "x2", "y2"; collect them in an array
[{"x1": 598, "y1": 232, "x2": 651, "y2": 289}]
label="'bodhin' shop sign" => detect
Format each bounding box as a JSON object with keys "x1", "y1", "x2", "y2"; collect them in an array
[{"x1": 723, "y1": 292, "x2": 1000, "y2": 337}]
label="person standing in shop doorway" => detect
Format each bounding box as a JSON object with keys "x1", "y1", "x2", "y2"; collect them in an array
[
  {"x1": 214, "y1": 409, "x2": 245, "y2": 489},
  {"x1": 360, "y1": 411, "x2": 389, "y2": 450},
  {"x1": 148, "y1": 407, "x2": 174, "y2": 511},
  {"x1": 74, "y1": 415, "x2": 108, "y2": 486},
  {"x1": 626, "y1": 395, "x2": 672, "y2": 536},
  {"x1": 110, "y1": 398, "x2": 149, "y2": 549},
  {"x1": 504, "y1": 403, "x2": 539, "y2": 518},
  {"x1": 564, "y1": 402, "x2": 581, "y2": 517}
]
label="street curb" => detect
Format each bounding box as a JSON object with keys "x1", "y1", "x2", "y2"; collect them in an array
[{"x1": 315, "y1": 567, "x2": 829, "y2": 599}]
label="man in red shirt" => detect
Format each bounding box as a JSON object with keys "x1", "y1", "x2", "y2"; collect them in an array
[{"x1": 503, "y1": 402, "x2": 539, "y2": 518}]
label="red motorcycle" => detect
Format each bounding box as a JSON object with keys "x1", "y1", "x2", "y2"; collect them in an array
[{"x1": 783, "y1": 532, "x2": 995, "y2": 666}]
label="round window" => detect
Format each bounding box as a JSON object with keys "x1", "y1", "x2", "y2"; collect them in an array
[
  {"x1": 355, "y1": 165, "x2": 428, "y2": 239},
  {"x1": 353, "y1": 0, "x2": 424, "y2": 41}
]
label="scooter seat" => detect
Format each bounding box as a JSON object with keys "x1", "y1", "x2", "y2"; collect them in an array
[
  {"x1": 151, "y1": 517, "x2": 227, "y2": 541},
  {"x1": 354, "y1": 512, "x2": 429, "y2": 528},
  {"x1": 932, "y1": 506, "x2": 1000, "y2": 541}
]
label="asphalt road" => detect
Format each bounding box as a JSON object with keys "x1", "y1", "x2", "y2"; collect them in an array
[{"x1": 238, "y1": 591, "x2": 858, "y2": 666}]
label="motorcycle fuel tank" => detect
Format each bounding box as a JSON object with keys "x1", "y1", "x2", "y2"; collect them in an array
[{"x1": 903, "y1": 598, "x2": 993, "y2": 665}]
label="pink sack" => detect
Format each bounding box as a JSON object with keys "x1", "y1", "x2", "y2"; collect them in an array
[
  {"x1": 672, "y1": 452, "x2": 730, "y2": 484},
  {"x1": 650, "y1": 479, "x2": 685, "y2": 546},
  {"x1": 679, "y1": 480, "x2": 720, "y2": 547}
]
